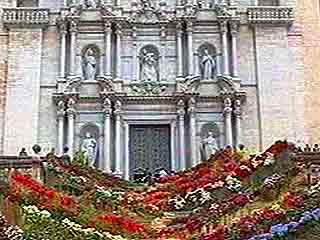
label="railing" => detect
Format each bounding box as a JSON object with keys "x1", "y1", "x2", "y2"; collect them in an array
[
  {"x1": 0, "y1": 156, "x2": 47, "y2": 183},
  {"x1": 247, "y1": 6, "x2": 294, "y2": 24},
  {"x1": 2, "y1": 8, "x2": 50, "y2": 27}
]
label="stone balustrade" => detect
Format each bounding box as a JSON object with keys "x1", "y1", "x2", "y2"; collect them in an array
[
  {"x1": 247, "y1": 7, "x2": 294, "y2": 25},
  {"x1": 2, "y1": 8, "x2": 50, "y2": 27}
]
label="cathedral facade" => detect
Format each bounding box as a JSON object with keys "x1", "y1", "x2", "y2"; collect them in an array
[{"x1": 0, "y1": 0, "x2": 304, "y2": 178}]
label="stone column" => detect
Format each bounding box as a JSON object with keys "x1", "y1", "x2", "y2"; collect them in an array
[
  {"x1": 115, "y1": 23, "x2": 122, "y2": 79},
  {"x1": 57, "y1": 100, "x2": 65, "y2": 156},
  {"x1": 194, "y1": 51, "x2": 200, "y2": 76},
  {"x1": 176, "y1": 22, "x2": 183, "y2": 77},
  {"x1": 66, "y1": 98, "x2": 76, "y2": 159},
  {"x1": 230, "y1": 20, "x2": 239, "y2": 77},
  {"x1": 63, "y1": 0, "x2": 67, "y2": 7},
  {"x1": 124, "y1": 122, "x2": 130, "y2": 180},
  {"x1": 104, "y1": 20, "x2": 112, "y2": 77},
  {"x1": 69, "y1": 20, "x2": 78, "y2": 76},
  {"x1": 132, "y1": 26, "x2": 138, "y2": 81},
  {"x1": 160, "y1": 25, "x2": 166, "y2": 81},
  {"x1": 223, "y1": 98, "x2": 233, "y2": 147},
  {"x1": 219, "y1": 20, "x2": 230, "y2": 75},
  {"x1": 234, "y1": 99, "x2": 242, "y2": 147},
  {"x1": 114, "y1": 100, "x2": 122, "y2": 175},
  {"x1": 103, "y1": 98, "x2": 112, "y2": 172},
  {"x1": 188, "y1": 98, "x2": 197, "y2": 166},
  {"x1": 186, "y1": 22, "x2": 194, "y2": 75},
  {"x1": 170, "y1": 120, "x2": 177, "y2": 171},
  {"x1": 58, "y1": 19, "x2": 67, "y2": 78},
  {"x1": 177, "y1": 100, "x2": 186, "y2": 170}
]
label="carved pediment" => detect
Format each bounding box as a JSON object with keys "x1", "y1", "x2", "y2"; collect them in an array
[
  {"x1": 128, "y1": 1, "x2": 171, "y2": 24},
  {"x1": 216, "y1": 75, "x2": 237, "y2": 94},
  {"x1": 179, "y1": 76, "x2": 201, "y2": 94}
]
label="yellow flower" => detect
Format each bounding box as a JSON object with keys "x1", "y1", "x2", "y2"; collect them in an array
[{"x1": 271, "y1": 203, "x2": 281, "y2": 210}]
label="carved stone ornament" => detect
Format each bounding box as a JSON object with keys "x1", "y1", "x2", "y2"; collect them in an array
[
  {"x1": 130, "y1": 81, "x2": 167, "y2": 96},
  {"x1": 97, "y1": 76, "x2": 115, "y2": 93},
  {"x1": 180, "y1": 75, "x2": 201, "y2": 93},
  {"x1": 65, "y1": 76, "x2": 82, "y2": 92},
  {"x1": 214, "y1": 4, "x2": 233, "y2": 18},
  {"x1": 128, "y1": 0, "x2": 171, "y2": 24},
  {"x1": 57, "y1": 100, "x2": 65, "y2": 117},
  {"x1": 216, "y1": 75, "x2": 236, "y2": 94}
]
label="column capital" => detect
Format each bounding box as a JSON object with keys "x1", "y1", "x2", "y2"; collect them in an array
[
  {"x1": 188, "y1": 97, "x2": 196, "y2": 115},
  {"x1": 177, "y1": 99, "x2": 185, "y2": 117},
  {"x1": 103, "y1": 97, "x2": 112, "y2": 116},
  {"x1": 114, "y1": 100, "x2": 122, "y2": 116},
  {"x1": 233, "y1": 99, "x2": 242, "y2": 116},
  {"x1": 176, "y1": 22, "x2": 183, "y2": 35},
  {"x1": 57, "y1": 17, "x2": 67, "y2": 35},
  {"x1": 223, "y1": 97, "x2": 232, "y2": 115},
  {"x1": 186, "y1": 21, "x2": 193, "y2": 33},
  {"x1": 56, "y1": 100, "x2": 65, "y2": 118},
  {"x1": 103, "y1": 20, "x2": 112, "y2": 33},
  {"x1": 69, "y1": 19, "x2": 79, "y2": 33},
  {"x1": 115, "y1": 23, "x2": 123, "y2": 35},
  {"x1": 66, "y1": 98, "x2": 77, "y2": 115},
  {"x1": 218, "y1": 20, "x2": 228, "y2": 33},
  {"x1": 229, "y1": 20, "x2": 239, "y2": 36},
  {"x1": 160, "y1": 24, "x2": 167, "y2": 39}
]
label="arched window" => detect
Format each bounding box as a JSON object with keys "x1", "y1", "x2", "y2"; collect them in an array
[{"x1": 17, "y1": 0, "x2": 39, "y2": 7}]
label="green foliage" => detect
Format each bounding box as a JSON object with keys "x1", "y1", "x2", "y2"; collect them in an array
[{"x1": 73, "y1": 151, "x2": 88, "y2": 167}]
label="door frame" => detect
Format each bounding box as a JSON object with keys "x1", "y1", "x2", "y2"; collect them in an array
[{"x1": 123, "y1": 119, "x2": 177, "y2": 180}]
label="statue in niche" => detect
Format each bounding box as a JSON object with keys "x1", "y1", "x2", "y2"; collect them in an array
[
  {"x1": 202, "y1": 131, "x2": 219, "y2": 160},
  {"x1": 200, "y1": 48, "x2": 216, "y2": 80},
  {"x1": 141, "y1": 0, "x2": 154, "y2": 10},
  {"x1": 83, "y1": 48, "x2": 97, "y2": 80},
  {"x1": 81, "y1": 132, "x2": 97, "y2": 167},
  {"x1": 141, "y1": 49, "x2": 158, "y2": 82}
]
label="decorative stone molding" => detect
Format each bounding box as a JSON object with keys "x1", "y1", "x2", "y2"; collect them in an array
[
  {"x1": 188, "y1": 97, "x2": 196, "y2": 115},
  {"x1": 103, "y1": 97, "x2": 112, "y2": 116},
  {"x1": 69, "y1": 18, "x2": 79, "y2": 33},
  {"x1": 114, "y1": 100, "x2": 122, "y2": 115},
  {"x1": 65, "y1": 76, "x2": 82, "y2": 92},
  {"x1": 57, "y1": 17, "x2": 68, "y2": 34},
  {"x1": 56, "y1": 100, "x2": 65, "y2": 117},
  {"x1": 233, "y1": 99, "x2": 242, "y2": 116},
  {"x1": 66, "y1": 97, "x2": 77, "y2": 115},
  {"x1": 97, "y1": 76, "x2": 115, "y2": 93},
  {"x1": 247, "y1": 7, "x2": 294, "y2": 25},
  {"x1": 130, "y1": 81, "x2": 167, "y2": 96},
  {"x1": 178, "y1": 75, "x2": 201, "y2": 94},
  {"x1": 177, "y1": 99, "x2": 186, "y2": 116},
  {"x1": 223, "y1": 97, "x2": 232, "y2": 115},
  {"x1": 2, "y1": 8, "x2": 49, "y2": 28},
  {"x1": 217, "y1": 75, "x2": 236, "y2": 94}
]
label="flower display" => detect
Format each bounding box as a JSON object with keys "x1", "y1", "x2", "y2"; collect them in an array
[{"x1": 4, "y1": 140, "x2": 318, "y2": 240}]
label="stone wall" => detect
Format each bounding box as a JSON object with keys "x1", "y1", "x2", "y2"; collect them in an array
[
  {"x1": 298, "y1": 0, "x2": 320, "y2": 143},
  {"x1": 254, "y1": 25, "x2": 304, "y2": 149},
  {"x1": 3, "y1": 29, "x2": 43, "y2": 155}
]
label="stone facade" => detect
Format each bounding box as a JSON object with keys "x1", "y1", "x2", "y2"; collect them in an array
[{"x1": 0, "y1": 0, "x2": 307, "y2": 178}]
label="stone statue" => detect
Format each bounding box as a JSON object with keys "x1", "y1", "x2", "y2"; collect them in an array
[
  {"x1": 141, "y1": 49, "x2": 158, "y2": 82},
  {"x1": 85, "y1": 0, "x2": 97, "y2": 8},
  {"x1": 81, "y1": 132, "x2": 97, "y2": 167},
  {"x1": 202, "y1": 131, "x2": 218, "y2": 160},
  {"x1": 201, "y1": 49, "x2": 216, "y2": 80},
  {"x1": 141, "y1": 0, "x2": 154, "y2": 10},
  {"x1": 83, "y1": 48, "x2": 97, "y2": 80}
]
